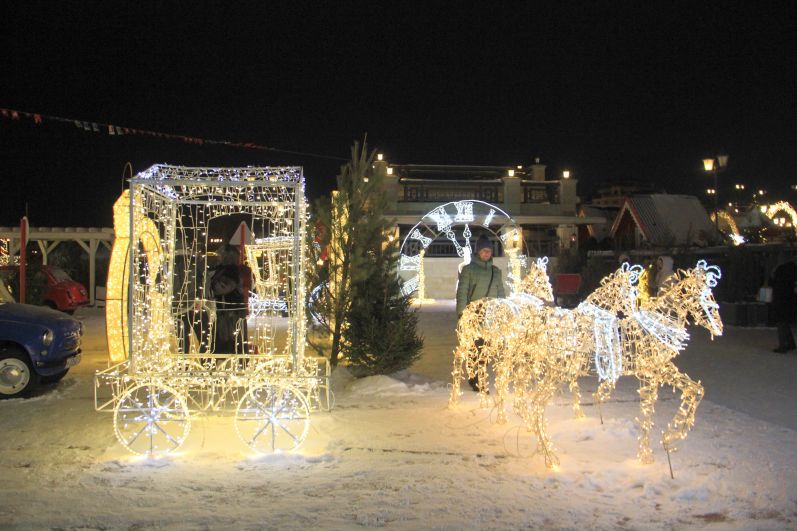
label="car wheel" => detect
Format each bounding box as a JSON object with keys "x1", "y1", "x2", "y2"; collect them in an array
[
  {"x1": 41, "y1": 369, "x2": 69, "y2": 384},
  {"x1": 0, "y1": 347, "x2": 40, "y2": 399}
]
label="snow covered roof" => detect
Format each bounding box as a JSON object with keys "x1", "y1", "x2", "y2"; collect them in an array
[
  {"x1": 736, "y1": 207, "x2": 777, "y2": 229},
  {"x1": 579, "y1": 205, "x2": 617, "y2": 220},
  {"x1": 611, "y1": 194, "x2": 715, "y2": 246},
  {"x1": 578, "y1": 205, "x2": 617, "y2": 240}
]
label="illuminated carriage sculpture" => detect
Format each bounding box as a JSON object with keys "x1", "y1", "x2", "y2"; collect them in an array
[{"x1": 95, "y1": 165, "x2": 329, "y2": 456}]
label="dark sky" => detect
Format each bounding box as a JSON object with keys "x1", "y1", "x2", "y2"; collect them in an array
[{"x1": 2, "y1": 1, "x2": 795, "y2": 227}]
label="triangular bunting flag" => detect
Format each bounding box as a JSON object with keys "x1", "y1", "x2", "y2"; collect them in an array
[{"x1": 229, "y1": 221, "x2": 255, "y2": 246}]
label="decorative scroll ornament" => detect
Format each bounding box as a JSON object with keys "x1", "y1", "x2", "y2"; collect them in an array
[
  {"x1": 409, "y1": 228, "x2": 432, "y2": 248},
  {"x1": 454, "y1": 201, "x2": 475, "y2": 222},
  {"x1": 428, "y1": 206, "x2": 453, "y2": 232},
  {"x1": 482, "y1": 209, "x2": 496, "y2": 227},
  {"x1": 399, "y1": 254, "x2": 422, "y2": 271},
  {"x1": 401, "y1": 275, "x2": 420, "y2": 296}
]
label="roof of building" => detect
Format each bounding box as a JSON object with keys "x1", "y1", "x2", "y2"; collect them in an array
[
  {"x1": 578, "y1": 205, "x2": 617, "y2": 240},
  {"x1": 610, "y1": 194, "x2": 715, "y2": 246},
  {"x1": 735, "y1": 207, "x2": 777, "y2": 229},
  {"x1": 579, "y1": 205, "x2": 617, "y2": 220}
]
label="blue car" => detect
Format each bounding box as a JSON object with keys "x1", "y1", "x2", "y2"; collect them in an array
[{"x1": 0, "y1": 302, "x2": 83, "y2": 398}]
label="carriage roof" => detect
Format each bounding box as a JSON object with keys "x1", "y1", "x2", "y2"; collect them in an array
[{"x1": 131, "y1": 164, "x2": 304, "y2": 191}]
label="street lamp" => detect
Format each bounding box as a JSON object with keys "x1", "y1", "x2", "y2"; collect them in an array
[{"x1": 703, "y1": 154, "x2": 728, "y2": 239}]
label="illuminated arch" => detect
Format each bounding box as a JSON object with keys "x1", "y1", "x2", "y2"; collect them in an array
[
  {"x1": 397, "y1": 200, "x2": 527, "y2": 298},
  {"x1": 710, "y1": 210, "x2": 743, "y2": 244},
  {"x1": 106, "y1": 190, "x2": 164, "y2": 363},
  {"x1": 765, "y1": 201, "x2": 797, "y2": 233}
]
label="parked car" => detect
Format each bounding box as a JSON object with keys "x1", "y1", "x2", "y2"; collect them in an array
[
  {"x1": 0, "y1": 265, "x2": 89, "y2": 314},
  {"x1": 39, "y1": 265, "x2": 89, "y2": 314},
  {"x1": 0, "y1": 301, "x2": 83, "y2": 398}
]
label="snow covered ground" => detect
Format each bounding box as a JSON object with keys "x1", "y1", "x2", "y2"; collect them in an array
[{"x1": 2, "y1": 301, "x2": 797, "y2": 529}]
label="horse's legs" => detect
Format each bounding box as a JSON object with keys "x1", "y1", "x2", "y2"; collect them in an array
[
  {"x1": 592, "y1": 379, "x2": 616, "y2": 424},
  {"x1": 660, "y1": 362, "x2": 704, "y2": 453},
  {"x1": 568, "y1": 378, "x2": 586, "y2": 419},
  {"x1": 474, "y1": 350, "x2": 491, "y2": 409},
  {"x1": 637, "y1": 375, "x2": 659, "y2": 464},
  {"x1": 521, "y1": 367, "x2": 561, "y2": 469},
  {"x1": 449, "y1": 342, "x2": 470, "y2": 407},
  {"x1": 493, "y1": 352, "x2": 510, "y2": 424}
]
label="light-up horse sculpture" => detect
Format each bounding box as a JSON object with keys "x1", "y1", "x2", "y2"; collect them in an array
[
  {"x1": 591, "y1": 260, "x2": 723, "y2": 465},
  {"x1": 565, "y1": 263, "x2": 643, "y2": 418},
  {"x1": 449, "y1": 257, "x2": 553, "y2": 418},
  {"x1": 507, "y1": 264, "x2": 642, "y2": 468},
  {"x1": 450, "y1": 262, "x2": 640, "y2": 465},
  {"x1": 516, "y1": 261, "x2": 721, "y2": 468}
]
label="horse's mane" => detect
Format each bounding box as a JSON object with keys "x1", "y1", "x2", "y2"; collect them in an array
[{"x1": 516, "y1": 256, "x2": 554, "y2": 302}]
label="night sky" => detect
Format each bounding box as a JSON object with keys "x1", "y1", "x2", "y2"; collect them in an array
[{"x1": 2, "y1": 2, "x2": 795, "y2": 227}]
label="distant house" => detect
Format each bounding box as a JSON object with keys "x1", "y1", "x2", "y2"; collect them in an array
[
  {"x1": 577, "y1": 204, "x2": 617, "y2": 245},
  {"x1": 589, "y1": 179, "x2": 658, "y2": 208},
  {"x1": 610, "y1": 194, "x2": 716, "y2": 249},
  {"x1": 736, "y1": 205, "x2": 791, "y2": 243}
]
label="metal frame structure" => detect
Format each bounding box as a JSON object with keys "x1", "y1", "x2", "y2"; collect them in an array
[{"x1": 95, "y1": 165, "x2": 329, "y2": 456}]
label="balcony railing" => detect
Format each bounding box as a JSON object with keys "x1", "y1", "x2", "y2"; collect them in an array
[
  {"x1": 400, "y1": 181, "x2": 503, "y2": 203},
  {"x1": 522, "y1": 181, "x2": 560, "y2": 204},
  {"x1": 399, "y1": 179, "x2": 562, "y2": 205}
]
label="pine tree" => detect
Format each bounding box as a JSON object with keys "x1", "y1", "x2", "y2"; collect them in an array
[
  {"x1": 346, "y1": 265, "x2": 424, "y2": 376},
  {"x1": 306, "y1": 139, "x2": 423, "y2": 373},
  {"x1": 307, "y1": 139, "x2": 390, "y2": 367}
]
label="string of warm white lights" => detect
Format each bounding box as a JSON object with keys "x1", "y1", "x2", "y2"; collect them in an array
[
  {"x1": 96, "y1": 164, "x2": 328, "y2": 457},
  {"x1": 450, "y1": 260, "x2": 722, "y2": 470}
]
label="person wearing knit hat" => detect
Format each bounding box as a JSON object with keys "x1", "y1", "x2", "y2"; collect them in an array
[{"x1": 455, "y1": 232, "x2": 506, "y2": 392}]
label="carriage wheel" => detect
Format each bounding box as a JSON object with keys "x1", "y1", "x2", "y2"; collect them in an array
[
  {"x1": 235, "y1": 383, "x2": 310, "y2": 453},
  {"x1": 113, "y1": 383, "x2": 191, "y2": 456}
]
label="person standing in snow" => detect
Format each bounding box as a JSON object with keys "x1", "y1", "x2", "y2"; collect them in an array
[
  {"x1": 654, "y1": 255, "x2": 677, "y2": 295},
  {"x1": 770, "y1": 258, "x2": 797, "y2": 353},
  {"x1": 456, "y1": 233, "x2": 505, "y2": 392},
  {"x1": 209, "y1": 244, "x2": 252, "y2": 354}
]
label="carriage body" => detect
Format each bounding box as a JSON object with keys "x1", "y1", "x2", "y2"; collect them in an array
[{"x1": 95, "y1": 165, "x2": 329, "y2": 456}]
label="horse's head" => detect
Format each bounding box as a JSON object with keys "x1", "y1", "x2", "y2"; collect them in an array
[
  {"x1": 692, "y1": 260, "x2": 723, "y2": 337},
  {"x1": 517, "y1": 256, "x2": 554, "y2": 302},
  {"x1": 656, "y1": 260, "x2": 723, "y2": 338},
  {"x1": 583, "y1": 262, "x2": 643, "y2": 316}
]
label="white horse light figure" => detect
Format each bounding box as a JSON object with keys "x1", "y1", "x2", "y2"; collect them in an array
[
  {"x1": 614, "y1": 261, "x2": 722, "y2": 465},
  {"x1": 450, "y1": 260, "x2": 722, "y2": 470},
  {"x1": 450, "y1": 257, "x2": 554, "y2": 416},
  {"x1": 450, "y1": 262, "x2": 641, "y2": 466}
]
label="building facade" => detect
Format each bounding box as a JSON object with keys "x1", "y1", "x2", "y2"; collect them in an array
[{"x1": 375, "y1": 158, "x2": 601, "y2": 258}]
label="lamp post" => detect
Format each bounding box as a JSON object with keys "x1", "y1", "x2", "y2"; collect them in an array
[{"x1": 703, "y1": 154, "x2": 728, "y2": 240}]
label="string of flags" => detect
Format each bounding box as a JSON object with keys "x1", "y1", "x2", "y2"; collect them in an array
[{"x1": 0, "y1": 106, "x2": 345, "y2": 161}]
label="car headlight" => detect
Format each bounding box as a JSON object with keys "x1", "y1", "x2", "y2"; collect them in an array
[{"x1": 41, "y1": 329, "x2": 54, "y2": 347}]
